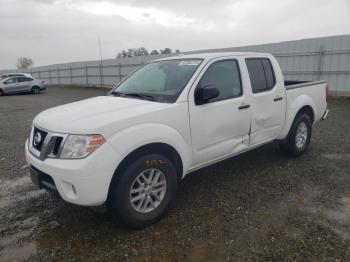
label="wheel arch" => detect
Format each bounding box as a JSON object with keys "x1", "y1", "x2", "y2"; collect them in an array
[
  {"x1": 296, "y1": 105, "x2": 314, "y2": 123},
  {"x1": 286, "y1": 105, "x2": 314, "y2": 139},
  {"x1": 107, "y1": 142, "x2": 183, "y2": 203},
  {"x1": 278, "y1": 95, "x2": 316, "y2": 140}
]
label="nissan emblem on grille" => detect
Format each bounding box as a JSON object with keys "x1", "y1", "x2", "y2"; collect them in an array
[{"x1": 33, "y1": 132, "x2": 42, "y2": 146}]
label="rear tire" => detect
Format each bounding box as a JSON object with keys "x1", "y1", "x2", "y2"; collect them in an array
[
  {"x1": 31, "y1": 86, "x2": 40, "y2": 94},
  {"x1": 108, "y1": 154, "x2": 178, "y2": 229},
  {"x1": 0, "y1": 89, "x2": 3, "y2": 96},
  {"x1": 281, "y1": 113, "x2": 312, "y2": 156}
]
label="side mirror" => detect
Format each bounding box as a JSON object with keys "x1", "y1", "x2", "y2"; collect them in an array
[{"x1": 195, "y1": 85, "x2": 220, "y2": 105}]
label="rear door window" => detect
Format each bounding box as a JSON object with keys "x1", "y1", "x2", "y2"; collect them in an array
[
  {"x1": 246, "y1": 58, "x2": 276, "y2": 93},
  {"x1": 261, "y1": 59, "x2": 276, "y2": 89},
  {"x1": 18, "y1": 77, "x2": 33, "y2": 82}
]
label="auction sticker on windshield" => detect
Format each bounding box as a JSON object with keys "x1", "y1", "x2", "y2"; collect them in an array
[{"x1": 178, "y1": 60, "x2": 201, "y2": 66}]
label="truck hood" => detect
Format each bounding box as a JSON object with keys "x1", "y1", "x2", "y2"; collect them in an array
[{"x1": 33, "y1": 96, "x2": 172, "y2": 136}]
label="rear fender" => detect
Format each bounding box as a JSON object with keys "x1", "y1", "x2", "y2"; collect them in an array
[{"x1": 278, "y1": 94, "x2": 316, "y2": 140}]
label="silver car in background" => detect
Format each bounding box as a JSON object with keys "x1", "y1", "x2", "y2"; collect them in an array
[
  {"x1": 0, "y1": 72, "x2": 33, "y2": 80},
  {"x1": 0, "y1": 76, "x2": 46, "y2": 96}
]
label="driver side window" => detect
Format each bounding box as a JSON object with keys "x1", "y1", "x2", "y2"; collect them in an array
[
  {"x1": 199, "y1": 60, "x2": 242, "y2": 103},
  {"x1": 5, "y1": 77, "x2": 18, "y2": 84}
]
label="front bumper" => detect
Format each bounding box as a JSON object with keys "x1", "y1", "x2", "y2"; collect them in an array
[{"x1": 25, "y1": 139, "x2": 122, "y2": 206}]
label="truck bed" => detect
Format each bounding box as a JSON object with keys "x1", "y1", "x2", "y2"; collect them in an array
[
  {"x1": 281, "y1": 79, "x2": 328, "y2": 140},
  {"x1": 284, "y1": 80, "x2": 326, "y2": 90}
]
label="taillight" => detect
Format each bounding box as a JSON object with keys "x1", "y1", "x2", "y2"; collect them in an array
[{"x1": 325, "y1": 84, "x2": 330, "y2": 102}]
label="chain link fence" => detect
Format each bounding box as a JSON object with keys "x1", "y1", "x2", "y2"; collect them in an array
[{"x1": 1, "y1": 35, "x2": 350, "y2": 95}]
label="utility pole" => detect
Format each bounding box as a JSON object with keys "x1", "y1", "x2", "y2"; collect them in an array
[
  {"x1": 98, "y1": 37, "x2": 103, "y2": 62},
  {"x1": 98, "y1": 37, "x2": 104, "y2": 86}
]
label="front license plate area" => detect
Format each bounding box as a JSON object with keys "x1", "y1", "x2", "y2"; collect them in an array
[{"x1": 30, "y1": 167, "x2": 40, "y2": 187}]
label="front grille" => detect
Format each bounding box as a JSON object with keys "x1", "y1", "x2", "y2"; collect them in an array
[
  {"x1": 32, "y1": 127, "x2": 48, "y2": 151},
  {"x1": 29, "y1": 126, "x2": 68, "y2": 160},
  {"x1": 52, "y1": 137, "x2": 63, "y2": 156}
]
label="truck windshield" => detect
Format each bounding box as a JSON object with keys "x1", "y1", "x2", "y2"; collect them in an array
[{"x1": 110, "y1": 59, "x2": 202, "y2": 103}]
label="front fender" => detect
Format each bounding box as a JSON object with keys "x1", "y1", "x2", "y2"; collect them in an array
[
  {"x1": 107, "y1": 123, "x2": 192, "y2": 177},
  {"x1": 278, "y1": 94, "x2": 316, "y2": 140}
]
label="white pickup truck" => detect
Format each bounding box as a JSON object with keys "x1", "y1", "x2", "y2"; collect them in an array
[{"x1": 25, "y1": 52, "x2": 329, "y2": 228}]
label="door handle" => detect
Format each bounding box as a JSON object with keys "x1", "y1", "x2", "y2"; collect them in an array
[
  {"x1": 273, "y1": 96, "x2": 283, "y2": 102},
  {"x1": 238, "y1": 104, "x2": 250, "y2": 110}
]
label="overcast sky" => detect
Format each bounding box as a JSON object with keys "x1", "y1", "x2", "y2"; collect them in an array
[{"x1": 0, "y1": 0, "x2": 349, "y2": 69}]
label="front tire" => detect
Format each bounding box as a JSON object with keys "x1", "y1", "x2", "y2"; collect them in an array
[
  {"x1": 0, "y1": 89, "x2": 3, "y2": 96},
  {"x1": 108, "y1": 154, "x2": 178, "y2": 229},
  {"x1": 282, "y1": 113, "x2": 312, "y2": 156}
]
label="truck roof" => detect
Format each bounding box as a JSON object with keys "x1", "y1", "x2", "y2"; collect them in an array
[{"x1": 155, "y1": 52, "x2": 272, "y2": 61}]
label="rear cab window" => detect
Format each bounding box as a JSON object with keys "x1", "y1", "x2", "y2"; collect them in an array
[{"x1": 246, "y1": 58, "x2": 276, "y2": 93}]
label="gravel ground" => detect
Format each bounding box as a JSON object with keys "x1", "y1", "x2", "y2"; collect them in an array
[{"x1": 0, "y1": 86, "x2": 349, "y2": 261}]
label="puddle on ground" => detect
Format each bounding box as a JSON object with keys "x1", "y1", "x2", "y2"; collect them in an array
[
  {"x1": 0, "y1": 176, "x2": 30, "y2": 192},
  {"x1": 0, "y1": 242, "x2": 37, "y2": 262},
  {"x1": 324, "y1": 197, "x2": 350, "y2": 240},
  {"x1": 322, "y1": 153, "x2": 350, "y2": 161},
  {"x1": 0, "y1": 175, "x2": 44, "y2": 261},
  {"x1": 0, "y1": 176, "x2": 45, "y2": 209},
  {"x1": 297, "y1": 184, "x2": 350, "y2": 240}
]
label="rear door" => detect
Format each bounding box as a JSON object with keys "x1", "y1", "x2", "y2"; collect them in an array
[
  {"x1": 18, "y1": 77, "x2": 33, "y2": 92},
  {"x1": 245, "y1": 57, "x2": 286, "y2": 146},
  {"x1": 189, "y1": 58, "x2": 251, "y2": 166}
]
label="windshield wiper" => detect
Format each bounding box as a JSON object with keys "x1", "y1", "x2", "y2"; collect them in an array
[
  {"x1": 110, "y1": 91, "x2": 125, "y2": 97},
  {"x1": 111, "y1": 91, "x2": 155, "y2": 101}
]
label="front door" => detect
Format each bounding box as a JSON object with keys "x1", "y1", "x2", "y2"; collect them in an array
[
  {"x1": 189, "y1": 59, "x2": 251, "y2": 166},
  {"x1": 3, "y1": 77, "x2": 19, "y2": 93}
]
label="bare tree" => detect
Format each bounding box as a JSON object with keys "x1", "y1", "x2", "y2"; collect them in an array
[
  {"x1": 117, "y1": 50, "x2": 128, "y2": 58},
  {"x1": 16, "y1": 57, "x2": 34, "y2": 69},
  {"x1": 150, "y1": 50, "x2": 159, "y2": 55},
  {"x1": 160, "y1": 48, "x2": 172, "y2": 54},
  {"x1": 134, "y1": 47, "x2": 148, "y2": 56},
  {"x1": 117, "y1": 47, "x2": 179, "y2": 58},
  {"x1": 117, "y1": 47, "x2": 149, "y2": 58}
]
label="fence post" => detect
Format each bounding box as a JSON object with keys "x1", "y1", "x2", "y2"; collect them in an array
[
  {"x1": 38, "y1": 70, "x2": 41, "y2": 79},
  {"x1": 48, "y1": 69, "x2": 52, "y2": 85},
  {"x1": 85, "y1": 64, "x2": 89, "y2": 86},
  {"x1": 69, "y1": 65, "x2": 73, "y2": 86},
  {"x1": 118, "y1": 63, "x2": 122, "y2": 83},
  {"x1": 317, "y1": 45, "x2": 325, "y2": 80},
  {"x1": 99, "y1": 63, "x2": 103, "y2": 87},
  {"x1": 57, "y1": 68, "x2": 61, "y2": 86}
]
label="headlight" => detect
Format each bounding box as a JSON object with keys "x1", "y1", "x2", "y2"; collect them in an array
[{"x1": 60, "y1": 134, "x2": 105, "y2": 159}]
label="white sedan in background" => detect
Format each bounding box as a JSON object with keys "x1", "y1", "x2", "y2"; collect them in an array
[{"x1": 0, "y1": 76, "x2": 46, "y2": 96}]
